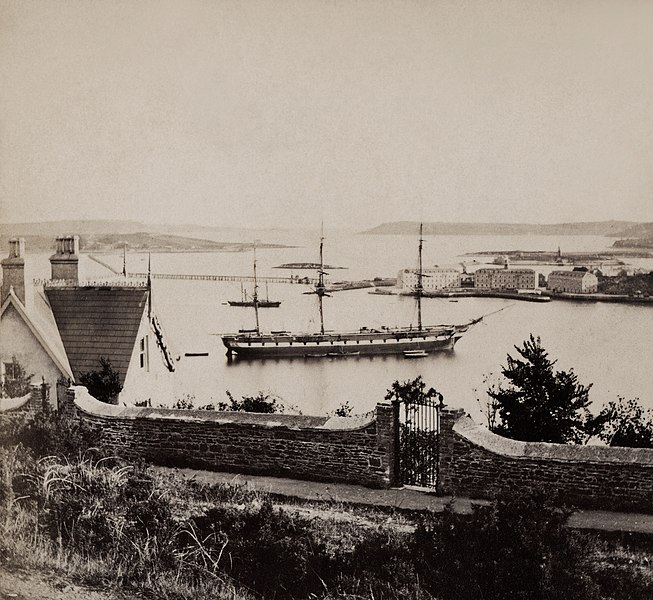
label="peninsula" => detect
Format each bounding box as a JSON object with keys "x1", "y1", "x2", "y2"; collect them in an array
[{"x1": 363, "y1": 220, "x2": 647, "y2": 237}]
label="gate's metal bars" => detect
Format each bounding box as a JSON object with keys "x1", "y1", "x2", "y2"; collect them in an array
[{"x1": 397, "y1": 390, "x2": 442, "y2": 489}]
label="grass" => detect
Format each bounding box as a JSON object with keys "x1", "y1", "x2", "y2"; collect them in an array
[{"x1": 2, "y1": 415, "x2": 653, "y2": 599}]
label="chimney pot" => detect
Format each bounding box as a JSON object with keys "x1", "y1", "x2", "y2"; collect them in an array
[
  {"x1": 49, "y1": 235, "x2": 80, "y2": 282},
  {"x1": 2, "y1": 237, "x2": 26, "y2": 305}
]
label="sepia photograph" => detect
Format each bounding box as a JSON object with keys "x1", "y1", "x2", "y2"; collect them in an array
[{"x1": 1, "y1": 1, "x2": 652, "y2": 598}]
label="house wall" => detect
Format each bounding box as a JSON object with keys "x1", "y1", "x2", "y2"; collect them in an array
[
  {"x1": 120, "y1": 312, "x2": 175, "y2": 405},
  {"x1": 438, "y1": 409, "x2": 653, "y2": 513},
  {"x1": 474, "y1": 269, "x2": 536, "y2": 290},
  {"x1": 0, "y1": 304, "x2": 62, "y2": 403},
  {"x1": 62, "y1": 387, "x2": 396, "y2": 488},
  {"x1": 398, "y1": 269, "x2": 461, "y2": 291},
  {"x1": 547, "y1": 272, "x2": 598, "y2": 293}
]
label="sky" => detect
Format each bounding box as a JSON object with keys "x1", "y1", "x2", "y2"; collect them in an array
[{"x1": 1, "y1": 0, "x2": 652, "y2": 230}]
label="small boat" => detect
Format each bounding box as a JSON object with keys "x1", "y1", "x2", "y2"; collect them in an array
[
  {"x1": 403, "y1": 350, "x2": 428, "y2": 358},
  {"x1": 222, "y1": 225, "x2": 482, "y2": 360}
]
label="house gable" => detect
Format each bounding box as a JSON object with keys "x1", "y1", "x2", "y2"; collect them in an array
[{"x1": 0, "y1": 293, "x2": 72, "y2": 386}]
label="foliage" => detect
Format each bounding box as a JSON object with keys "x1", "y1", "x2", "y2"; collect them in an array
[
  {"x1": 384, "y1": 375, "x2": 442, "y2": 407},
  {"x1": 171, "y1": 394, "x2": 196, "y2": 409},
  {"x1": 78, "y1": 357, "x2": 123, "y2": 404},
  {"x1": 487, "y1": 335, "x2": 593, "y2": 443},
  {"x1": 413, "y1": 489, "x2": 600, "y2": 600},
  {"x1": 0, "y1": 450, "x2": 649, "y2": 600},
  {"x1": 220, "y1": 390, "x2": 285, "y2": 413},
  {"x1": 330, "y1": 400, "x2": 353, "y2": 417},
  {"x1": 1, "y1": 356, "x2": 33, "y2": 399},
  {"x1": 588, "y1": 397, "x2": 653, "y2": 448},
  {"x1": 0, "y1": 409, "x2": 100, "y2": 460},
  {"x1": 189, "y1": 499, "x2": 327, "y2": 597}
]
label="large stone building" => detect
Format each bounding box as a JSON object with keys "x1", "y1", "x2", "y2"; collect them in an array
[
  {"x1": 397, "y1": 267, "x2": 461, "y2": 291},
  {"x1": 474, "y1": 267, "x2": 537, "y2": 290},
  {"x1": 547, "y1": 269, "x2": 598, "y2": 293},
  {"x1": 0, "y1": 236, "x2": 175, "y2": 406}
]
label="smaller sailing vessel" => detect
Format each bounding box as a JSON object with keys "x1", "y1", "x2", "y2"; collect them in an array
[
  {"x1": 227, "y1": 249, "x2": 281, "y2": 308},
  {"x1": 222, "y1": 225, "x2": 482, "y2": 359}
]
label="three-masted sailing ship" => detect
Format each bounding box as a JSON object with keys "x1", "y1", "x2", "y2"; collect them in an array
[{"x1": 221, "y1": 225, "x2": 479, "y2": 359}]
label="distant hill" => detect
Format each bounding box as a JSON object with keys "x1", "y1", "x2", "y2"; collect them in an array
[
  {"x1": 613, "y1": 223, "x2": 653, "y2": 239},
  {"x1": 363, "y1": 221, "x2": 641, "y2": 237},
  {"x1": 0, "y1": 221, "x2": 292, "y2": 253},
  {"x1": 0, "y1": 220, "x2": 148, "y2": 237}
]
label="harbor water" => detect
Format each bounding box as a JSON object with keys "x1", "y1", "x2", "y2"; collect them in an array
[{"x1": 53, "y1": 231, "x2": 653, "y2": 419}]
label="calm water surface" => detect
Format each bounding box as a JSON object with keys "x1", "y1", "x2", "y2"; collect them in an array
[{"x1": 77, "y1": 231, "x2": 653, "y2": 419}]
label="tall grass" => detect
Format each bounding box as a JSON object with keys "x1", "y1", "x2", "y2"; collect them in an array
[{"x1": 1, "y1": 412, "x2": 652, "y2": 599}]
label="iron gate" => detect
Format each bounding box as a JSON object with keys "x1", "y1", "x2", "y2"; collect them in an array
[{"x1": 395, "y1": 390, "x2": 444, "y2": 488}]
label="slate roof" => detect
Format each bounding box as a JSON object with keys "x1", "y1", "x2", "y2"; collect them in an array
[
  {"x1": 549, "y1": 270, "x2": 594, "y2": 279},
  {"x1": 45, "y1": 287, "x2": 148, "y2": 384}
]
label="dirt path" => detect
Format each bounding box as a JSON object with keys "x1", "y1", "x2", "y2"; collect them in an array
[{"x1": 0, "y1": 568, "x2": 142, "y2": 600}]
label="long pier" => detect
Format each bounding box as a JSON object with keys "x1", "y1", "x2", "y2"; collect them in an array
[{"x1": 127, "y1": 272, "x2": 317, "y2": 285}]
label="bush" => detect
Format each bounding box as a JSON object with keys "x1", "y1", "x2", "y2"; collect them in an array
[
  {"x1": 0, "y1": 409, "x2": 100, "y2": 460},
  {"x1": 0, "y1": 356, "x2": 33, "y2": 399},
  {"x1": 220, "y1": 390, "x2": 286, "y2": 414},
  {"x1": 78, "y1": 357, "x2": 123, "y2": 404},
  {"x1": 413, "y1": 489, "x2": 600, "y2": 600},
  {"x1": 189, "y1": 498, "x2": 327, "y2": 598},
  {"x1": 335, "y1": 527, "x2": 417, "y2": 597}
]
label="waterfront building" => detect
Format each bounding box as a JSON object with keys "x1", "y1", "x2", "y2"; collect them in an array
[
  {"x1": 474, "y1": 267, "x2": 537, "y2": 290},
  {"x1": 547, "y1": 269, "x2": 598, "y2": 293},
  {"x1": 0, "y1": 236, "x2": 175, "y2": 406},
  {"x1": 398, "y1": 267, "x2": 461, "y2": 291}
]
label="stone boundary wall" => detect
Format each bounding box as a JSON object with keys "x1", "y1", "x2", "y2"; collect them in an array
[
  {"x1": 438, "y1": 408, "x2": 653, "y2": 512},
  {"x1": 0, "y1": 384, "x2": 49, "y2": 415},
  {"x1": 64, "y1": 387, "x2": 396, "y2": 488}
]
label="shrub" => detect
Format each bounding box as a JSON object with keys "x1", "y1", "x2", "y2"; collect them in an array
[
  {"x1": 0, "y1": 356, "x2": 33, "y2": 399},
  {"x1": 220, "y1": 390, "x2": 285, "y2": 414},
  {"x1": 0, "y1": 409, "x2": 100, "y2": 460},
  {"x1": 189, "y1": 498, "x2": 327, "y2": 598},
  {"x1": 78, "y1": 358, "x2": 123, "y2": 404},
  {"x1": 413, "y1": 489, "x2": 600, "y2": 600},
  {"x1": 335, "y1": 527, "x2": 417, "y2": 597}
]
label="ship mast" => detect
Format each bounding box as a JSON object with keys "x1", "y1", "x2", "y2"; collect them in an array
[
  {"x1": 252, "y1": 244, "x2": 260, "y2": 334},
  {"x1": 316, "y1": 226, "x2": 327, "y2": 335},
  {"x1": 416, "y1": 223, "x2": 424, "y2": 331}
]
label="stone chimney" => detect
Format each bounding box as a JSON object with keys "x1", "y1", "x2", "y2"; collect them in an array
[
  {"x1": 1, "y1": 238, "x2": 26, "y2": 305},
  {"x1": 49, "y1": 235, "x2": 79, "y2": 282}
]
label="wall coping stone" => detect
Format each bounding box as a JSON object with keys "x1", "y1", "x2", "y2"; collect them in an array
[
  {"x1": 453, "y1": 414, "x2": 653, "y2": 466},
  {"x1": 0, "y1": 393, "x2": 31, "y2": 412},
  {"x1": 72, "y1": 387, "x2": 376, "y2": 431}
]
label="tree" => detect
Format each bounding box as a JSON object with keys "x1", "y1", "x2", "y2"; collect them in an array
[
  {"x1": 487, "y1": 335, "x2": 592, "y2": 444},
  {"x1": 1, "y1": 356, "x2": 33, "y2": 398},
  {"x1": 385, "y1": 376, "x2": 441, "y2": 407},
  {"x1": 78, "y1": 358, "x2": 123, "y2": 404},
  {"x1": 588, "y1": 397, "x2": 653, "y2": 448}
]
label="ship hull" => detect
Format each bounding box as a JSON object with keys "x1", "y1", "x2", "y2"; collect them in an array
[
  {"x1": 227, "y1": 301, "x2": 281, "y2": 308},
  {"x1": 222, "y1": 327, "x2": 466, "y2": 359}
]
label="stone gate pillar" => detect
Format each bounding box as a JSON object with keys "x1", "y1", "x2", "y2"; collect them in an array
[{"x1": 437, "y1": 407, "x2": 465, "y2": 495}]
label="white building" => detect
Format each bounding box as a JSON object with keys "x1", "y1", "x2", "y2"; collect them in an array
[
  {"x1": 398, "y1": 267, "x2": 461, "y2": 291},
  {"x1": 0, "y1": 236, "x2": 175, "y2": 406},
  {"x1": 547, "y1": 270, "x2": 598, "y2": 293},
  {"x1": 474, "y1": 268, "x2": 537, "y2": 290}
]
